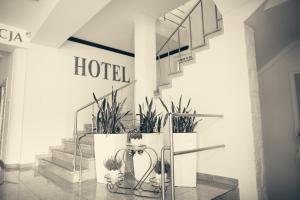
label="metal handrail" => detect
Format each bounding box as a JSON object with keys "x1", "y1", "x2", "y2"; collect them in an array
[
  {"x1": 156, "y1": 0, "x2": 202, "y2": 55},
  {"x1": 172, "y1": 113, "x2": 223, "y2": 118},
  {"x1": 72, "y1": 80, "x2": 136, "y2": 172},
  {"x1": 76, "y1": 80, "x2": 136, "y2": 113},
  {"x1": 174, "y1": 144, "x2": 225, "y2": 156},
  {"x1": 159, "y1": 17, "x2": 186, "y2": 29},
  {"x1": 161, "y1": 112, "x2": 224, "y2": 200}
]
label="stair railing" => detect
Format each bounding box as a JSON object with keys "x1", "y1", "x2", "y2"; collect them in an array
[
  {"x1": 156, "y1": 0, "x2": 223, "y2": 88},
  {"x1": 72, "y1": 80, "x2": 137, "y2": 175},
  {"x1": 161, "y1": 113, "x2": 225, "y2": 200}
]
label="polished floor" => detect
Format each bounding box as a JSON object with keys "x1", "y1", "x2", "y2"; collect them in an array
[{"x1": 0, "y1": 169, "x2": 232, "y2": 200}]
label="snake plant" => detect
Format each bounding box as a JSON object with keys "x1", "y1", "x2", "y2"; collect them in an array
[
  {"x1": 137, "y1": 97, "x2": 162, "y2": 133},
  {"x1": 93, "y1": 89, "x2": 130, "y2": 134},
  {"x1": 159, "y1": 95, "x2": 199, "y2": 133}
]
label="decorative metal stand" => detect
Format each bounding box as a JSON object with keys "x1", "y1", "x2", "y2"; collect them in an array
[{"x1": 104, "y1": 144, "x2": 170, "y2": 198}]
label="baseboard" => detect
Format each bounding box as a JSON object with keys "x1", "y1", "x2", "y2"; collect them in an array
[
  {"x1": 5, "y1": 163, "x2": 34, "y2": 171},
  {"x1": 197, "y1": 172, "x2": 239, "y2": 188}
]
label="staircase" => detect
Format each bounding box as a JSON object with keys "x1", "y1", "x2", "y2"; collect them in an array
[
  {"x1": 37, "y1": 82, "x2": 136, "y2": 184},
  {"x1": 37, "y1": 125, "x2": 96, "y2": 183},
  {"x1": 155, "y1": 0, "x2": 223, "y2": 97}
]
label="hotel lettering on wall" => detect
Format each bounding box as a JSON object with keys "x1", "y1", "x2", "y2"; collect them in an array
[
  {"x1": 74, "y1": 56, "x2": 130, "y2": 83},
  {"x1": 0, "y1": 28, "x2": 22, "y2": 42},
  {"x1": 0, "y1": 23, "x2": 29, "y2": 48}
]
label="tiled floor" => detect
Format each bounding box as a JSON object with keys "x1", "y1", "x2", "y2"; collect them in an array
[{"x1": 0, "y1": 169, "x2": 232, "y2": 200}]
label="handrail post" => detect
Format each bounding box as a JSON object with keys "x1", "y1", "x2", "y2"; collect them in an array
[
  {"x1": 200, "y1": 0, "x2": 205, "y2": 44},
  {"x1": 188, "y1": 16, "x2": 193, "y2": 56},
  {"x1": 169, "y1": 114, "x2": 175, "y2": 200},
  {"x1": 214, "y1": 5, "x2": 219, "y2": 30},
  {"x1": 157, "y1": 55, "x2": 161, "y2": 88},
  {"x1": 177, "y1": 30, "x2": 181, "y2": 72},
  {"x1": 73, "y1": 112, "x2": 78, "y2": 172},
  {"x1": 167, "y1": 42, "x2": 171, "y2": 74},
  {"x1": 161, "y1": 147, "x2": 165, "y2": 200}
]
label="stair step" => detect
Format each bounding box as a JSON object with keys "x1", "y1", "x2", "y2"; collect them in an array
[
  {"x1": 51, "y1": 149, "x2": 94, "y2": 169},
  {"x1": 77, "y1": 131, "x2": 94, "y2": 138},
  {"x1": 68, "y1": 133, "x2": 94, "y2": 143},
  {"x1": 63, "y1": 140, "x2": 93, "y2": 154},
  {"x1": 37, "y1": 168, "x2": 96, "y2": 192},
  {"x1": 159, "y1": 83, "x2": 172, "y2": 89},
  {"x1": 83, "y1": 124, "x2": 95, "y2": 132},
  {"x1": 40, "y1": 157, "x2": 88, "y2": 171},
  {"x1": 168, "y1": 71, "x2": 183, "y2": 77},
  {"x1": 38, "y1": 158, "x2": 95, "y2": 183},
  {"x1": 52, "y1": 148, "x2": 94, "y2": 159},
  {"x1": 63, "y1": 139, "x2": 93, "y2": 148},
  {"x1": 63, "y1": 137, "x2": 93, "y2": 145},
  {"x1": 62, "y1": 146, "x2": 94, "y2": 157}
]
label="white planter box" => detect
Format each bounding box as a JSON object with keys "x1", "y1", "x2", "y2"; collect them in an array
[
  {"x1": 94, "y1": 134, "x2": 127, "y2": 183},
  {"x1": 174, "y1": 133, "x2": 197, "y2": 187},
  {"x1": 133, "y1": 133, "x2": 164, "y2": 182}
]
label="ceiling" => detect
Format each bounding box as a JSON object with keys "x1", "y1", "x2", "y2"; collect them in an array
[
  {"x1": 73, "y1": 0, "x2": 189, "y2": 53},
  {"x1": 3, "y1": 0, "x2": 291, "y2": 57},
  {"x1": 0, "y1": 0, "x2": 59, "y2": 35},
  {"x1": 264, "y1": 0, "x2": 290, "y2": 10},
  {"x1": 0, "y1": 0, "x2": 189, "y2": 51},
  {"x1": 246, "y1": 0, "x2": 300, "y2": 69}
]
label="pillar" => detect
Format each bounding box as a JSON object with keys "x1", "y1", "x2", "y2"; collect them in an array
[
  {"x1": 5, "y1": 48, "x2": 27, "y2": 165},
  {"x1": 134, "y1": 15, "x2": 157, "y2": 110}
]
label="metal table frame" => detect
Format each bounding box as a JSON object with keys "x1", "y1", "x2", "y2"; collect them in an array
[{"x1": 105, "y1": 144, "x2": 169, "y2": 198}]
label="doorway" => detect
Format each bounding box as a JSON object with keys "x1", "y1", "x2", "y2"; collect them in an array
[
  {"x1": 291, "y1": 71, "x2": 300, "y2": 133},
  {"x1": 0, "y1": 79, "x2": 7, "y2": 160}
]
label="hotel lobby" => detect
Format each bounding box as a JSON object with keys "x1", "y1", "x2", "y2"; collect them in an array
[{"x1": 0, "y1": 0, "x2": 300, "y2": 199}]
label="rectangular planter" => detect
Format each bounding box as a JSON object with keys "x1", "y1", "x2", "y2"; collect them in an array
[
  {"x1": 174, "y1": 133, "x2": 197, "y2": 187},
  {"x1": 94, "y1": 134, "x2": 127, "y2": 183},
  {"x1": 133, "y1": 133, "x2": 164, "y2": 182}
]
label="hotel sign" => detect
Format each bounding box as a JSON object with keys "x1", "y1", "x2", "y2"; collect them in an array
[
  {"x1": 0, "y1": 23, "x2": 29, "y2": 48},
  {"x1": 74, "y1": 56, "x2": 130, "y2": 83}
]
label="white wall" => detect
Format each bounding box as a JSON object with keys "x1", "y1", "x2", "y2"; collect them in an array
[
  {"x1": 4, "y1": 41, "x2": 134, "y2": 164},
  {"x1": 258, "y1": 42, "x2": 300, "y2": 200},
  {"x1": 157, "y1": 0, "x2": 264, "y2": 199}
]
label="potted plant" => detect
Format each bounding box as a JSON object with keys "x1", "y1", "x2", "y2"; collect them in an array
[
  {"x1": 133, "y1": 97, "x2": 164, "y2": 182},
  {"x1": 159, "y1": 95, "x2": 199, "y2": 187},
  {"x1": 93, "y1": 89, "x2": 130, "y2": 183},
  {"x1": 104, "y1": 157, "x2": 123, "y2": 184},
  {"x1": 153, "y1": 160, "x2": 170, "y2": 185}
]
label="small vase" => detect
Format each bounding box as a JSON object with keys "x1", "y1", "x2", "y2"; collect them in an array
[
  {"x1": 108, "y1": 170, "x2": 120, "y2": 184},
  {"x1": 155, "y1": 173, "x2": 167, "y2": 185},
  {"x1": 130, "y1": 138, "x2": 142, "y2": 146}
]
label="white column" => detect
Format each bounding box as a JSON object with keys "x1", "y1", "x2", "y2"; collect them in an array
[
  {"x1": 134, "y1": 15, "x2": 156, "y2": 109},
  {"x1": 5, "y1": 48, "x2": 27, "y2": 165}
]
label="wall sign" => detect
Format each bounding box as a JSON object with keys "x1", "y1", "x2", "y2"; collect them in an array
[
  {"x1": 0, "y1": 23, "x2": 29, "y2": 48},
  {"x1": 74, "y1": 56, "x2": 130, "y2": 83}
]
